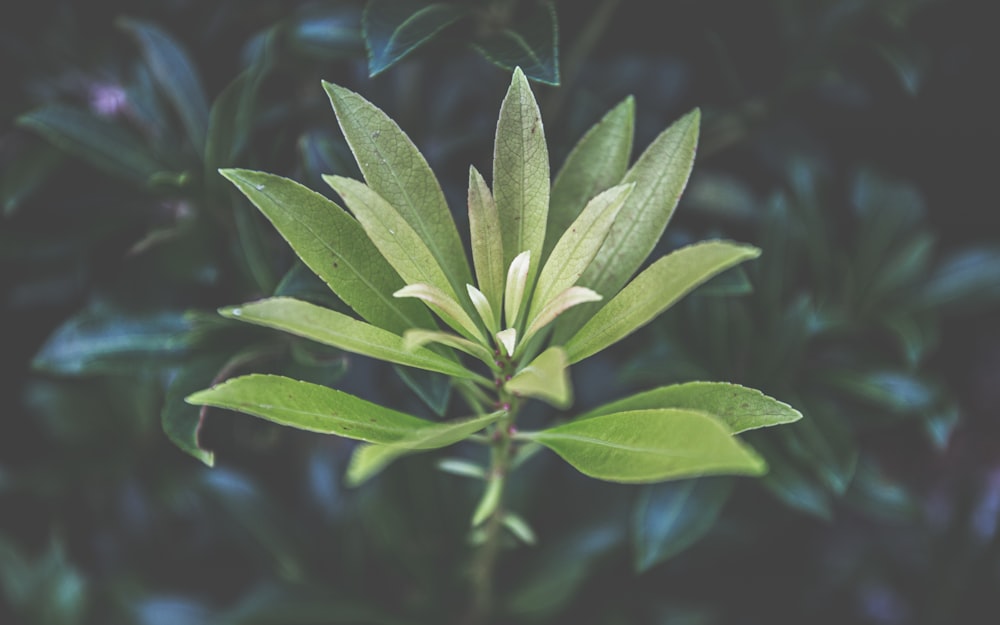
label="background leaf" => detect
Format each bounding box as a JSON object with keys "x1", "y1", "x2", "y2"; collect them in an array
[
  {"x1": 363, "y1": 0, "x2": 469, "y2": 76},
  {"x1": 472, "y1": 1, "x2": 560, "y2": 85}
]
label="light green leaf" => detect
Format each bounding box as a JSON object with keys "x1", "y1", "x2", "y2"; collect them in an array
[
  {"x1": 363, "y1": 0, "x2": 468, "y2": 76},
  {"x1": 580, "y1": 382, "x2": 802, "y2": 434},
  {"x1": 326, "y1": 175, "x2": 457, "y2": 300},
  {"x1": 564, "y1": 240, "x2": 760, "y2": 364},
  {"x1": 507, "y1": 347, "x2": 570, "y2": 408},
  {"x1": 504, "y1": 251, "x2": 531, "y2": 328},
  {"x1": 467, "y1": 284, "x2": 500, "y2": 336},
  {"x1": 468, "y1": 166, "x2": 505, "y2": 318},
  {"x1": 221, "y1": 297, "x2": 476, "y2": 380},
  {"x1": 220, "y1": 169, "x2": 433, "y2": 334},
  {"x1": 524, "y1": 286, "x2": 601, "y2": 344},
  {"x1": 403, "y1": 329, "x2": 494, "y2": 364},
  {"x1": 17, "y1": 105, "x2": 167, "y2": 185},
  {"x1": 529, "y1": 183, "x2": 633, "y2": 321},
  {"x1": 496, "y1": 328, "x2": 517, "y2": 358},
  {"x1": 472, "y1": 477, "x2": 504, "y2": 526},
  {"x1": 501, "y1": 513, "x2": 537, "y2": 545},
  {"x1": 546, "y1": 97, "x2": 635, "y2": 258},
  {"x1": 345, "y1": 410, "x2": 504, "y2": 485},
  {"x1": 437, "y1": 458, "x2": 487, "y2": 479},
  {"x1": 187, "y1": 374, "x2": 476, "y2": 443},
  {"x1": 323, "y1": 81, "x2": 471, "y2": 297},
  {"x1": 556, "y1": 109, "x2": 701, "y2": 341},
  {"x1": 118, "y1": 17, "x2": 209, "y2": 153},
  {"x1": 394, "y1": 283, "x2": 485, "y2": 343},
  {"x1": 494, "y1": 67, "x2": 548, "y2": 290},
  {"x1": 526, "y1": 409, "x2": 767, "y2": 483}
]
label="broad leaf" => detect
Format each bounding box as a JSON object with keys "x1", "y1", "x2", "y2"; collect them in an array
[
  {"x1": 221, "y1": 297, "x2": 477, "y2": 380},
  {"x1": 494, "y1": 67, "x2": 549, "y2": 289},
  {"x1": 323, "y1": 81, "x2": 471, "y2": 297},
  {"x1": 325, "y1": 175, "x2": 457, "y2": 301},
  {"x1": 526, "y1": 409, "x2": 766, "y2": 483},
  {"x1": 506, "y1": 347, "x2": 570, "y2": 408},
  {"x1": 468, "y1": 166, "x2": 505, "y2": 320},
  {"x1": 118, "y1": 17, "x2": 210, "y2": 153},
  {"x1": 580, "y1": 382, "x2": 802, "y2": 434},
  {"x1": 363, "y1": 0, "x2": 468, "y2": 76},
  {"x1": 221, "y1": 169, "x2": 434, "y2": 334},
  {"x1": 632, "y1": 477, "x2": 733, "y2": 572},
  {"x1": 187, "y1": 374, "x2": 469, "y2": 443},
  {"x1": 556, "y1": 109, "x2": 701, "y2": 341},
  {"x1": 345, "y1": 410, "x2": 504, "y2": 485},
  {"x1": 17, "y1": 105, "x2": 167, "y2": 185},
  {"x1": 546, "y1": 97, "x2": 635, "y2": 258},
  {"x1": 472, "y1": 1, "x2": 559, "y2": 85},
  {"x1": 529, "y1": 183, "x2": 633, "y2": 321},
  {"x1": 564, "y1": 241, "x2": 760, "y2": 364}
]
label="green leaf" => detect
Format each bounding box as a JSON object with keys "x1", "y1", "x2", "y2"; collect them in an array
[
  {"x1": 221, "y1": 297, "x2": 477, "y2": 380},
  {"x1": 546, "y1": 97, "x2": 635, "y2": 258},
  {"x1": 220, "y1": 169, "x2": 433, "y2": 334},
  {"x1": 345, "y1": 410, "x2": 504, "y2": 485},
  {"x1": 506, "y1": 347, "x2": 571, "y2": 408},
  {"x1": 579, "y1": 382, "x2": 802, "y2": 434},
  {"x1": 523, "y1": 286, "x2": 601, "y2": 343},
  {"x1": 17, "y1": 105, "x2": 167, "y2": 185},
  {"x1": 564, "y1": 240, "x2": 760, "y2": 364},
  {"x1": 472, "y1": 2, "x2": 560, "y2": 85},
  {"x1": 468, "y1": 166, "x2": 505, "y2": 320},
  {"x1": 403, "y1": 329, "x2": 494, "y2": 364},
  {"x1": 325, "y1": 175, "x2": 458, "y2": 299},
  {"x1": 556, "y1": 109, "x2": 701, "y2": 341},
  {"x1": 188, "y1": 374, "x2": 482, "y2": 443},
  {"x1": 393, "y1": 366, "x2": 452, "y2": 417},
  {"x1": 31, "y1": 307, "x2": 193, "y2": 375},
  {"x1": 323, "y1": 81, "x2": 471, "y2": 297},
  {"x1": 471, "y1": 476, "x2": 504, "y2": 526},
  {"x1": 363, "y1": 0, "x2": 469, "y2": 76},
  {"x1": 632, "y1": 477, "x2": 733, "y2": 572},
  {"x1": 529, "y1": 183, "x2": 633, "y2": 321},
  {"x1": 468, "y1": 284, "x2": 500, "y2": 336},
  {"x1": 526, "y1": 409, "x2": 766, "y2": 483},
  {"x1": 394, "y1": 283, "x2": 485, "y2": 342},
  {"x1": 161, "y1": 355, "x2": 228, "y2": 466},
  {"x1": 494, "y1": 67, "x2": 549, "y2": 290},
  {"x1": 117, "y1": 17, "x2": 209, "y2": 153},
  {"x1": 919, "y1": 247, "x2": 1000, "y2": 312}
]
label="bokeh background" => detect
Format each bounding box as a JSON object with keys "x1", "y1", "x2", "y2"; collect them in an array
[{"x1": 2, "y1": 1, "x2": 999, "y2": 623}]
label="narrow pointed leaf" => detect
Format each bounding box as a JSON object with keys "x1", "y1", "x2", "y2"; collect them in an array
[
  {"x1": 437, "y1": 458, "x2": 487, "y2": 480},
  {"x1": 524, "y1": 287, "x2": 601, "y2": 343},
  {"x1": 187, "y1": 374, "x2": 479, "y2": 443},
  {"x1": 506, "y1": 347, "x2": 570, "y2": 408},
  {"x1": 221, "y1": 169, "x2": 433, "y2": 334},
  {"x1": 17, "y1": 105, "x2": 167, "y2": 185},
  {"x1": 546, "y1": 96, "x2": 635, "y2": 258},
  {"x1": 564, "y1": 241, "x2": 760, "y2": 364},
  {"x1": 221, "y1": 297, "x2": 476, "y2": 379},
  {"x1": 472, "y1": 477, "x2": 504, "y2": 526},
  {"x1": 346, "y1": 410, "x2": 504, "y2": 485},
  {"x1": 393, "y1": 366, "x2": 452, "y2": 417},
  {"x1": 556, "y1": 109, "x2": 701, "y2": 340},
  {"x1": 118, "y1": 18, "x2": 209, "y2": 153},
  {"x1": 502, "y1": 513, "x2": 537, "y2": 545},
  {"x1": 530, "y1": 183, "x2": 633, "y2": 321},
  {"x1": 472, "y1": 2, "x2": 559, "y2": 85},
  {"x1": 468, "y1": 166, "x2": 505, "y2": 316},
  {"x1": 467, "y1": 284, "x2": 499, "y2": 336},
  {"x1": 494, "y1": 67, "x2": 548, "y2": 288},
  {"x1": 395, "y1": 283, "x2": 486, "y2": 342},
  {"x1": 326, "y1": 175, "x2": 458, "y2": 300},
  {"x1": 632, "y1": 477, "x2": 733, "y2": 572},
  {"x1": 363, "y1": 0, "x2": 468, "y2": 76},
  {"x1": 580, "y1": 382, "x2": 802, "y2": 434},
  {"x1": 505, "y1": 251, "x2": 531, "y2": 327},
  {"x1": 323, "y1": 81, "x2": 471, "y2": 296},
  {"x1": 404, "y1": 329, "x2": 494, "y2": 364},
  {"x1": 527, "y1": 409, "x2": 767, "y2": 483}
]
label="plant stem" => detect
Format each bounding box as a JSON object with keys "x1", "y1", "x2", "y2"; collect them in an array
[{"x1": 464, "y1": 407, "x2": 516, "y2": 625}]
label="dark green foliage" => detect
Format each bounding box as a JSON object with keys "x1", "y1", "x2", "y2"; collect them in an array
[{"x1": 3, "y1": 1, "x2": 998, "y2": 624}]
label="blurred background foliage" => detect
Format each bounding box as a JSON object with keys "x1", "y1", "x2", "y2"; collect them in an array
[{"x1": 2, "y1": 0, "x2": 999, "y2": 623}]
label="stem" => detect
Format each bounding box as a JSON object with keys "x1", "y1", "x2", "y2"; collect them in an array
[{"x1": 464, "y1": 403, "x2": 518, "y2": 625}]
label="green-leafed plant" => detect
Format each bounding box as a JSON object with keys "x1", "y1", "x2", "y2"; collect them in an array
[{"x1": 182, "y1": 67, "x2": 801, "y2": 617}]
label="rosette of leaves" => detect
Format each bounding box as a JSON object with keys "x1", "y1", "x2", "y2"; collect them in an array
[{"x1": 185, "y1": 68, "x2": 801, "y2": 536}]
